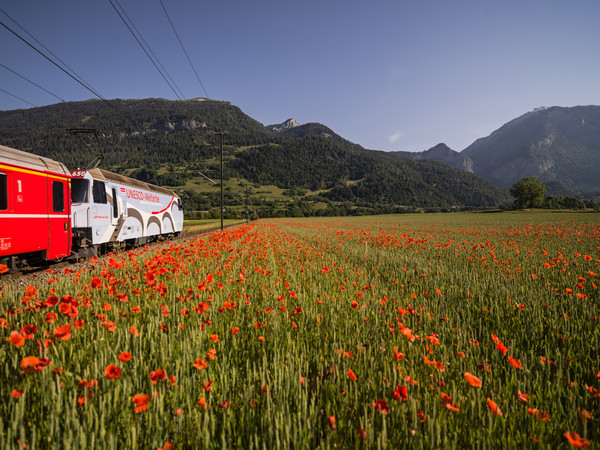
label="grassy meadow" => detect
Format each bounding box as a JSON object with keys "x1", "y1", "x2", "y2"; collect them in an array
[
  {"x1": 1, "y1": 211, "x2": 599, "y2": 449},
  {"x1": 181, "y1": 218, "x2": 249, "y2": 237}
]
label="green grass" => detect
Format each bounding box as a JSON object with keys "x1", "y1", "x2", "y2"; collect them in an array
[{"x1": 182, "y1": 219, "x2": 249, "y2": 236}]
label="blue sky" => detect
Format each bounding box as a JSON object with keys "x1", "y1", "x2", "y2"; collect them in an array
[{"x1": 1, "y1": 0, "x2": 599, "y2": 152}]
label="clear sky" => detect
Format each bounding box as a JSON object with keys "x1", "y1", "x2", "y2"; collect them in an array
[{"x1": 1, "y1": 0, "x2": 599, "y2": 152}]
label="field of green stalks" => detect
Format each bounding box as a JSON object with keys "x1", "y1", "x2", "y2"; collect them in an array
[{"x1": 1, "y1": 211, "x2": 598, "y2": 449}]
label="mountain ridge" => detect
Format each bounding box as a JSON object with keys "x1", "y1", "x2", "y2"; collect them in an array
[
  {"x1": 460, "y1": 105, "x2": 600, "y2": 192},
  {"x1": 391, "y1": 143, "x2": 474, "y2": 172}
]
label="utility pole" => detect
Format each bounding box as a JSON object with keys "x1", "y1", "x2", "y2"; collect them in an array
[{"x1": 214, "y1": 132, "x2": 228, "y2": 231}]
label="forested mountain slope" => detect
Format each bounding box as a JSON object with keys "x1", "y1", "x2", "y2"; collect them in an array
[{"x1": 0, "y1": 98, "x2": 508, "y2": 216}]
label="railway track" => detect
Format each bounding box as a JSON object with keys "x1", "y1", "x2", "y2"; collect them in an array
[{"x1": 0, "y1": 221, "x2": 251, "y2": 287}]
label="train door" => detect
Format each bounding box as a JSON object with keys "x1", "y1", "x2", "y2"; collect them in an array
[
  {"x1": 47, "y1": 176, "x2": 71, "y2": 259},
  {"x1": 2, "y1": 167, "x2": 48, "y2": 258},
  {"x1": 110, "y1": 186, "x2": 120, "y2": 226},
  {"x1": 0, "y1": 171, "x2": 10, "y2": 257},
  {"x1": 91, "y1": 179, "x2": 110, "y2": 245}
]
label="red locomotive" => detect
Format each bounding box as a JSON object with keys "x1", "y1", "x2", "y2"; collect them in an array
[{"x1": 1, "y1": 145, "x2": 183, "y2": 272}]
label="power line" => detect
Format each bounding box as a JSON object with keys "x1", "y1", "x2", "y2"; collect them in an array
[
  {"x1": 0, "y1": 17, "x2": 141, "y2": 129},
  {"x1": 115, "y1": 0, "x2": 186, "y2": 100},
  {"x1": 159, "y1": 0, "x2": 209, "y2": 99},
  {"x1": 0, "y1": 7, "x2": 101, "y2": 100},
  {"x1": 0, "y1": 62, "x2": 66, "y2": 102},
  {"x1": 0, "y1": 87, "x2": 37, "y2": 107},
  {"x1": 108, "y1": 0, "x2": 183, "y2": 100},
  {"x1": 113, "y1": 0, "x2": 185, "y2": 100}
]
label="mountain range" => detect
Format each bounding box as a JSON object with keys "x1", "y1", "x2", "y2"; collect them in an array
[
  {"x1": 0, "y1": 99, "x2": 598, "y2": 217},
  {"x1": 396, "y1": 105, "x2": 600, "y2": 198}
]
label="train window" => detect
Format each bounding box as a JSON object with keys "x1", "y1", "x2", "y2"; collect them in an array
[
  {"x1": 52, "y1": 181, "x2": 64, "y2": 212},
  {"x1": 0, "y1": 173, "x2": 7, "y2": 210},
  {"x1": 92, "y1": 180, "x2": 107, "y2": 204},
  {"x1": 71, "y1": 179, "x2": 89, "y2": 203},
  {"x1": 112, "y1": 188, "x2": 118, "y2": 218}
]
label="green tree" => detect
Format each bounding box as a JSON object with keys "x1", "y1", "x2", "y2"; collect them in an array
[{"x1": 510, "y1": 177, "x2": 546, "y2": 208}]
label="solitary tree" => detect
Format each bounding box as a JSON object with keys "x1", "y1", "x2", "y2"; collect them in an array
[{"x1": 510, "y1": 177, "x2": 545, "y2": 208}]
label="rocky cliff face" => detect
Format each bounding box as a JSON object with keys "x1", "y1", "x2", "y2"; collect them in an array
[
  {"x1": 266, "y1": 118, "x2": 300, "y2": 133},
  {"x1": 461, "y1": 105, "x2": 600, "y2": 191}
]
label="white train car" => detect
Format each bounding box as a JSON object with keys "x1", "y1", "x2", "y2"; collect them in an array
[{"x1": 70, "y1": 168, "x2": 183, "y2": 255}]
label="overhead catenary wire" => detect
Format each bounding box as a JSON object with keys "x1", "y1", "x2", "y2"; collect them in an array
[
  {"x1": 196, "y1": 170, "x2": 217, "y2": 185},
  {"x1": 0, "y1": 7, "x2": 102, "y2": 101},
  {"x1": 0, "y1": 87, "x2": 37, "y2": 107},
  {"x1": 0, "y1": 7, "x2": 147, "y2": 132},
  {"x1": 112, "y1": 0, "x2": 185, "y2": 100},
  {"x1": 0, "y1": 62, "x2": 66, "y2": 103},
  {"x1": 108, "y1": 0, "x2": 184, "y2": 100},
  {"x1": 159, "y1": 0, "x2": 209, "y2": 99}
]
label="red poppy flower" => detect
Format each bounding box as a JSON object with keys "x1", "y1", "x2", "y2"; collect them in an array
[
  {"x1": 45, "y1": 312, "x2": 58, "y2": 323},
  {"x1": 149, "y1": 369, "x2": 167, "y2": 384},
  {"x1": 393, "y1": 347, "x2": 405, "y2": 361},
  {"x1": 118, "y1": 352, "x2": 132, "y2": 362},
  {"x1": 104, "y1": 365, "x2": 122, "y2": 380},
  {"x1": 327, "y1": 415, "x2": 336, "y2": 431},
  {"x1": 348, "y1": 368, "x2": 357, "y2": 381},
  {"x1": 21, "y1": 356, "x2": 51, "y2": 374},
  {"x1": 507, "y1": 356, "x2": 523, "y2": 370},
  {"x1": 487, "y1": 398, "x2": 502, "y2": 416},
  {"x1": 53, "y1": 324, "x2": 72, "y2": 341},
  {"x1": 373, "y1": 399, "x2": 389, "y2": 414},
  {"x1": 563, "y1": 431, "x2": 590, "y2": 448},
  {"x1": 11, "y1": 389, "x2": 24, "y2": 398},
  {"x1": 7, "y1": 331, "x2": 25, "y2": 348},
  {"x1": 518, "y1": 390, "x2": 529, "y2": 403},
  {"x1": 528, "y1": 408, "x2": 550, "y2": 421},
  {"x1": 132, "y1": 393, "x2": 150, "y2": 413},
  {"x1": 464, "y1": 372, "x2": 482, "y2": 388},
  {"x1": 393, "y1": 385, "x2": 408, "y2": 402},
  {"x1": 193, "y1": 357, "x2": 207, "y2": 370},
  {"x1": 196, "y1": 396, "x2": 210, "y2": 409},
  {"x1": 78, "y1": 392, "x2": 93, "y2": 407},
  {"x1": 496, "y1": 342, "x2": 508, "y2": 355},
  {"x1": 25, "y1": 286, "x2": 38, "y2": 297},
  {"x1": 441, "y1": 391, "x2": 460, "y2": 412},
  {"x1": 585, "y1": 385, "x2": 600, "y2": 399}
]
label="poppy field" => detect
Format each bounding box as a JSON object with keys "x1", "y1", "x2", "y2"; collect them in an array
[{"x1": 1, "y1": 211, "x2": 599, "y2": 449}]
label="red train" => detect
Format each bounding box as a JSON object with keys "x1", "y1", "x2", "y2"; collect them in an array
[
  {"x1": 0, "y1": 145, "x2": 183, "y2": 272},
  {"x1": 1, "y1": 145, "x2": 72, "y2": 270}
]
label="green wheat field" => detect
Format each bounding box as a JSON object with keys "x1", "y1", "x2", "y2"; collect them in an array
[{"x1": 1, "y1": 211, "x2": 598, "y2": 449}]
